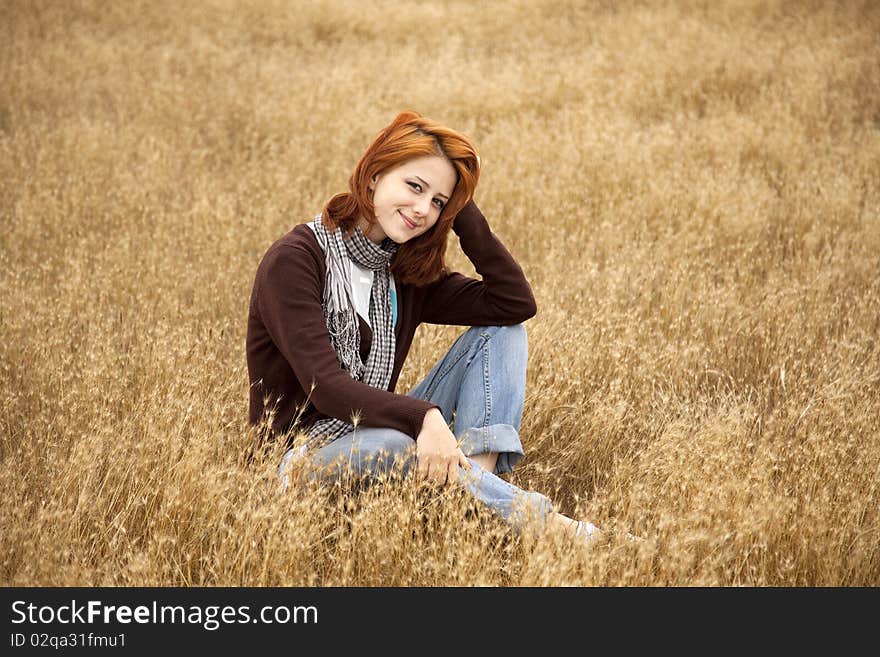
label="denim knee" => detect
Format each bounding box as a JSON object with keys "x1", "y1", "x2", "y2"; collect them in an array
[
  {"x1": 321, "y1": 428, "x2": 417, "y2": 481},
  {"x1": 476, "y1": 323, "x2": 527, "y2": 353},
  {"x1": 352, "y1": 430, "x2": 416, "y2": 474}
]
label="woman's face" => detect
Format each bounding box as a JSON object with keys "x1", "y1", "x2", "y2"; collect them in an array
[{"x1": 362, "y1": 155, "x2": 457, "y2": 244}]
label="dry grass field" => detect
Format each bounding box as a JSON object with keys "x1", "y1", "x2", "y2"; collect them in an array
[{"x1": 2, "y1": 0, "x2": 879, "y2": 586}]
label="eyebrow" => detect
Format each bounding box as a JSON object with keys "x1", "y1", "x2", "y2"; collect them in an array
[{"x1": 414, "y1": 175, "x2": 450, "y2": 201}]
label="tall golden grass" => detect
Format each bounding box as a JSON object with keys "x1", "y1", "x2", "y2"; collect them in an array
[{"x1": 1, "y1": 0, "x2": 878, "y2": 586}]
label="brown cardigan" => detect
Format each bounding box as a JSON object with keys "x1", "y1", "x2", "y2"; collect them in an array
[{"x1": 246, "y1": 200, "x2": 537, "y2": 446}]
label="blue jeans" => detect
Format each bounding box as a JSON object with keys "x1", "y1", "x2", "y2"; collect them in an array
[{"x1": 279, "y1": 324, "x2": 554, "y2": 531}]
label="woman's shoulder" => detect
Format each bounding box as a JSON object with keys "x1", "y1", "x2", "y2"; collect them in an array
[
  {"x1": 257, "y1": 221, "x2": 325, "y2": 277},
  {"x1": 273, "y1": 221, "x2": 320, "y2": 249},
  {"x1": 264, "y1": 222, "x2": 322, "y2": 257}
]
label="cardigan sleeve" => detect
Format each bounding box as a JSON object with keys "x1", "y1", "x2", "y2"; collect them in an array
[
  {"x1": 419, "y1": 200, "x2": 537, "y2": 326},
  {"x1": 255, "y1": 237, "x2": 439, "y2": 440}
]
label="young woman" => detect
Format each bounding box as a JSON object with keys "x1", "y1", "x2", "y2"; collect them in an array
[{"x1": 246, "y1": 110, "x2": 601, "y2": 543}]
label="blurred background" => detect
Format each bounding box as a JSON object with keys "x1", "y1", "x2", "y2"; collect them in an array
[{"x1": 1, "y1": 0, "x2": 878, "y2": 585}]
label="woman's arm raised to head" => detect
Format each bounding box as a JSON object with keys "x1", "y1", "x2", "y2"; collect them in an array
[{"x1": 419, "y1": 199, "x2": 537, "y2": 326}]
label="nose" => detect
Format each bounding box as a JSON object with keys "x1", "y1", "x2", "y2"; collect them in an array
[{"x1": 413, "y1": 195, "x2": 432, "y2": 218}]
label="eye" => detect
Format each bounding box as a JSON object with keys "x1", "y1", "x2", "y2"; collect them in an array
[{"x1": 409, "y1": 181, "x2": 445, "y2": 209}]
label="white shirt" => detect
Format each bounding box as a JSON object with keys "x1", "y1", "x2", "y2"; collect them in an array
[{"x1": 307, "y1": 221, "x2": 398, "y2": 330}]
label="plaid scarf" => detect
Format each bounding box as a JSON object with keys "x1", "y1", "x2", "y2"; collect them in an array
[{"x1": 304, "y1": 213, "x2": 398, "y2": 451}]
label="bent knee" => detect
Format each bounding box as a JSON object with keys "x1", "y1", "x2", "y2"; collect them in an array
[
  {"x1": 483, "y1": 323, "x2": 527, "y2": 349},
  {"x1": 498, "y1": 323, "x2": 527, "y2": 339},
  {"x1": 352, "y1": 428, "x2": 415, "y2": 459},
  {"x1": 347, "y1": 429, "x2": 416, "y2": 477}
]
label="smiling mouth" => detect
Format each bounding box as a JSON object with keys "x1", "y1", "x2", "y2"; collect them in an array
[{"x1": 400, "y1": 211, "x2": 418, "y2": 229}]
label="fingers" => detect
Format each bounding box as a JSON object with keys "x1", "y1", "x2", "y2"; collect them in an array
[
  {"x1": 426, "y1": 460, "x2": 446, "y2": 486},
  {"x1": 425, "y1": 460, "x2": 438, "y2": 484},
  {"x1": 416, "y1": 426, "x2": 469, "y2": 487},
  {"x1": 419, "y1": 455, "x2": 464, "y2": 487},
  {"x1": 446, "y1": 459, "x2": 458, "y2": 486}
]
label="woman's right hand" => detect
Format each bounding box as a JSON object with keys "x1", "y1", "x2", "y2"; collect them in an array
[{"x1": 416, "y1": 408, "x2": 471, "y2": 486}]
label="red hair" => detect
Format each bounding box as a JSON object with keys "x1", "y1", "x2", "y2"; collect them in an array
[{"x1": 321, "y1": 110, "x2": 480, "y2": 286}]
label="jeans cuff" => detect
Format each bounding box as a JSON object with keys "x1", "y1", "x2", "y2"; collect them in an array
[{"x1": 457, "y1": 423, "x2": 526, "y2": 475}]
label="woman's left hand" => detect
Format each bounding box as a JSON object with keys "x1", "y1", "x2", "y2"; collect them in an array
[{"x1": 416, "y1": 408, "x2": 472, "y2": 486}]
